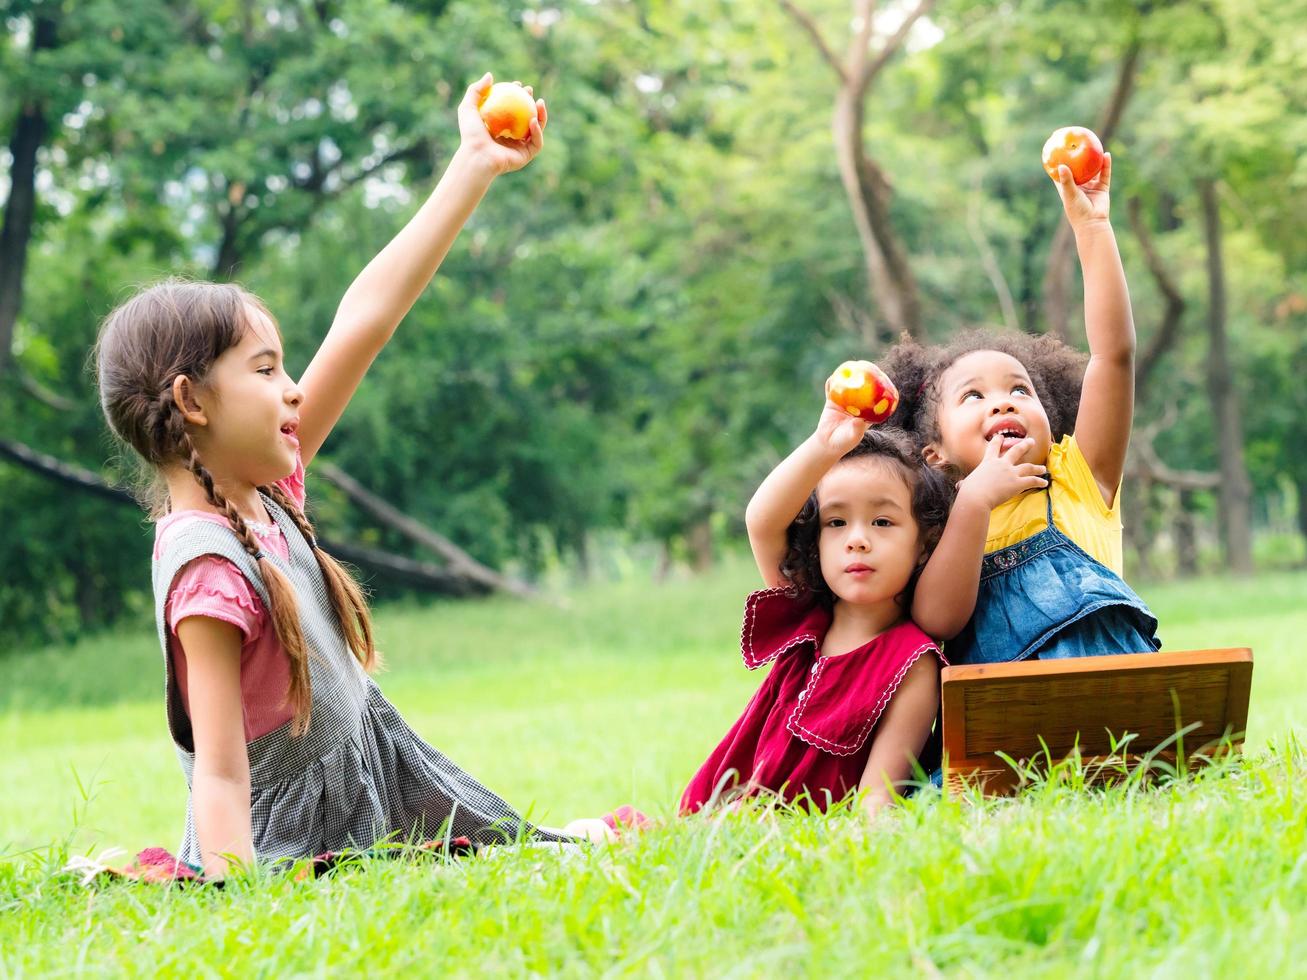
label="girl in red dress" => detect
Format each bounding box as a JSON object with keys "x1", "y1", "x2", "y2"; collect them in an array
[{"x1": 680, "y1": 398, "x2": 953, "y2": 818}]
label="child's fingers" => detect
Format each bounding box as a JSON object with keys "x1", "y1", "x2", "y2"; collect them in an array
[
  {"x1": 982, "y1": 432, "x2": 1004, "y2": 460},
  {"x1": 536, "y1": 98, "x2": 548, "y2": 129},
  {"x1": 1000, "y1": 436, "x2": 1035, "y2": 462},
  {"x1": 820, "y1": 399, "x2": 846, "y2": 423},
  {"x1": 464, "y1": 72, "x2": 493, "y2": 108},
  {"x1": 1056, "y1": 164, "x2": 1081, "y2": 204},
  {"x1": 1013, "y1": 462, "x2": 1048, "y2": 478},
  {"x1": 527, "y1": 116, "x2": 544, "y2": 151},
  {"x1": 839, "y1": 418, "x2": 871, "y2": 449}
]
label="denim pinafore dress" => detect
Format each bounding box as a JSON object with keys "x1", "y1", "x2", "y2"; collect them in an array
[{"x1": 946, "y1": 489, "x2": 1160, "y2": 665}]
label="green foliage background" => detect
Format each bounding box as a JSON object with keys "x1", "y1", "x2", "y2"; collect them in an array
[{"x1": 2, "y1": 0, "x2": 1305, "y2": 644}]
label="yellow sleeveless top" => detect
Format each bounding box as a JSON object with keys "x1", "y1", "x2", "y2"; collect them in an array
[{"x1": 984, "y1": 435, "x2": 1124, "y2": 576}]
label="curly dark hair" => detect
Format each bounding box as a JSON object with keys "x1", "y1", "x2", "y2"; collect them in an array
[
  {"x1": 779, "y1": 426, "x2": 954, "y2": 610},
  {"x1": 880, "y1": 329, "x2": 1087, "y2": 450}
]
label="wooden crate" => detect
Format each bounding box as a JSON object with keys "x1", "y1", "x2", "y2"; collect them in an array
[{"x1": 940, "y1": 648, "x2": 1253, "y2": 797}]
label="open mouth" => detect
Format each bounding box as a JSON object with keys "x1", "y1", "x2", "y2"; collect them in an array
[
  {"x1": 280, "y1": 421, "x2": 300, "y2": 446},
  {"x1": 985, "y1": 420, "x2": 1028, "y2": 447}
]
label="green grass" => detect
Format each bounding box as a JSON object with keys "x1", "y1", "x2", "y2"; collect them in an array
[{"x1": 2, "y1": 559, "x2": 1304, "y2": 975}]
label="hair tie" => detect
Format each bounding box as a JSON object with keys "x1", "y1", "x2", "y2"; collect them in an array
[
  {"x1": 306, "y1": 534, "x2": 318, "y2": 551},
  {"x1": 252, "y1": 549, "x2": 266, "y2": 562}
]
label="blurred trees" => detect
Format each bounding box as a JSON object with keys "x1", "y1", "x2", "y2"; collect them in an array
[{"x1": 2, "y1": 0, "x2": 1303, "y2": 645}]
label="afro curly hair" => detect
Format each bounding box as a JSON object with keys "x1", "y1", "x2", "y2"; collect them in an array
[{"x1": 880, "y1": 329, "x2": 1088, "y2": 451}]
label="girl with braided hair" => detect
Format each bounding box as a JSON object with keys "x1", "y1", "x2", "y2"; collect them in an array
[{"x1": 95, "y1": 76, "x2": 589, "y2": 878}]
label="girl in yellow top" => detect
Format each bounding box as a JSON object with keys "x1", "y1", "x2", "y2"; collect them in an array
[{"x1": 881, "y1": 152, "x2": 1159, "y2": 666}]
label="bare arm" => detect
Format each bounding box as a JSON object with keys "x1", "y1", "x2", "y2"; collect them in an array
[
  {"x1": 858, "y1": 655, "x2": 940, "y2": 815},
  {"x1": 746, "y1": 401, "x2": 868, "y2": 587},
  {"x1": 176, "y1": 616, "x2": 252, "y2": 880},
  {"x1": 746, "y1": 435, "x2": 846, "y2": 587},
  {"x1": 910, "y1": 491, "x2": 990, "y2": 640},
  {"x1": 912, "y1": 437, "x2": 1048, "y2": 640},
  {"x1": 1054, "y1": 155, "x2": 1136, "y2": 507},
  {"x1": 296, "y1": 75, "x2": 548, "y2": 465}
]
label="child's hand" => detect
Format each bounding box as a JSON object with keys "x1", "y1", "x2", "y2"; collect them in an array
[
  {"x1": 457, "y1": 73, "x2": 547, "y2": 177},
  {"x1": 813, "y1": 395, "x2": 871, "y2": 458},
  {"x1": 955, "y1": 435, "x2": 1048, "y2": 511},
  {"x1": 1053, "y1": 152, "x2": 1112, "y2": 229}
]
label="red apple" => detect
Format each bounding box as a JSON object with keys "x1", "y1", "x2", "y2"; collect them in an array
[
  {"x1": 1041, "y1": 126, "x2": 1105, "y2": 185},
  {"x1": 827, "y1": 360, "x2": 899, "y2": 424},
  {"x1": 477, "y1": 82, "x2": 537, "y2": 142}
]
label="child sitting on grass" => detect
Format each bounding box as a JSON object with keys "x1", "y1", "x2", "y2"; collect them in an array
[
  {"x1": 881, "y1": 152, "x2": 1159, "y2": 666},
  {"x1": 679, "y1": 407, "x2": 953, "y2": 817},
  {"x1": 94, "y1": 75, "x2": 604, "y2": 879}
]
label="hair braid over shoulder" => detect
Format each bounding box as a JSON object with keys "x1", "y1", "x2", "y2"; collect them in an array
[
  {"x1": 170, "y1": 409, "x2": 315, "y2": 733},
  {"x1": 262, "y1": 482, "x2": 378, "y2": 674}
]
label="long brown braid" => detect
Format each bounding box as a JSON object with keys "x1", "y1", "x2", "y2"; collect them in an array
[
  {"x1": 261, "y1": 481, "x2": 378, "y2": 675},
  {"x1": 96, "y1": 278, "x2": 378, "y2": 736}
]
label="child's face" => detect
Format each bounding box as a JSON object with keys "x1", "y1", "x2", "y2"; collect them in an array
[
  {"x1": 815, "y1": 456, "x2": 922, "y2": 607},
  {"x1": 187, "y1": 305, "x2": 303, "y2": 488},
  {"x1": 926, "y1": 350, "x2": 1052, "y2": 474}
]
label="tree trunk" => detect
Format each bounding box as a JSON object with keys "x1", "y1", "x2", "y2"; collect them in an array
[
  {"x1": 688, "y1": 517, "x2": 714, "y2": 573},
  {"x1": 833, "y1": 87, "x2": 922, "y2": 342},
  {"x1": 1123, "y1": 476, "x2": 1156, "y2": 578},
  {"x1": 967, "y1": 172, "x2": 1020, "y2": 332},
  {"x1": 1041, "y1": 39, "x2": 1141, "y2": 341},
  {"x1": 575, "y1": 532, "x2": 593, "y2": 582},
  {"x1": 1018, "y1": 212, "x2": 1049, "y2": 333},
  {"x1": 1296, "y1": 474, "x2": 1307, "y2": 567},
  {"x1": 780, "y1": 0, "x2": 933, "y2": 344},
  {"x1": 1127, "y1": 196, "x2": 1186, "y2": 393},
  {"x1": 313, "y1": 461, "x2": 539, "y2": 598},
  {"x1": 0, "y1": 438, "x2": 489, "y2": 596},
  {"x1": 653, "y1": 540, "x2": 672, "y2": 583},
  {"x1": 212, "y1": 194, "x2": 245, "y2": 281},
  {"x1": 322, "y1": 539, "x2": 486, "y2": 595},
  {"x1": 0, "y1": 14, "x2": 59, "y2": 377},
  {"x1": 1175, "y1": 489, "x2": 1199, "y2": 577},
  {"x1": 1198, "y1": 178, "x2": 1255, "y2": 575}
]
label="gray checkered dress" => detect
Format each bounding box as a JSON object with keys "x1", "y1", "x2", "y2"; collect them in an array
[{"x1": 153, "y1": 490, "x2": 571, "y2": 867}]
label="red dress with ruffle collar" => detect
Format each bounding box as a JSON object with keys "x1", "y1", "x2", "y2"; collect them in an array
[{"x1": 680, "y1": 588, "x2": 946, "y2": 814}]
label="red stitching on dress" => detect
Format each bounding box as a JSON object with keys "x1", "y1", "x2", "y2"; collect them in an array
[
  {"x1": 740, "y1": 588, "x2": 818, "y2": 670},
  {"x1": 786, "y1": 657, "x2": 858, "y2": 754},
  {"x1": 786, "y1": 641, "x2": 943, "y2": 757}
]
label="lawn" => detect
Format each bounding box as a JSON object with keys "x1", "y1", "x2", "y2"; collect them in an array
[{"x1": 2, "y1": 559, "x2": 1303, "y2": 974}]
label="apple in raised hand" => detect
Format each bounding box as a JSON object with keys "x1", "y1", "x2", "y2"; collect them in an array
[
  {"x1": 477, "y1": 81, "x2": 538, "y2": 142},
  {"x1": 1042, "y1": 126, "x2": 1105, "y2": 185},
  {"x1": 827, "y1": 360, "x2": 899, "y2": 424}
]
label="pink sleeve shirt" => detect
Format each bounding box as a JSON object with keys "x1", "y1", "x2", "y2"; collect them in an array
[{"x1": 153, "y1": 454, "x2": 307, "y2": 741}]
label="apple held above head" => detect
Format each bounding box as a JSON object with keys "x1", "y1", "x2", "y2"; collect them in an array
[
  {"x1": 827, "y1": 360, "x2": 899, "y2": 424},
  {"x1": 1041, "y1": 126, "x2": 1105, "y2": 185},
  {"x1": 477, "y1": 82, "x2": 537, "y2": 142}
]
